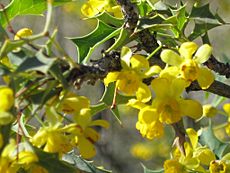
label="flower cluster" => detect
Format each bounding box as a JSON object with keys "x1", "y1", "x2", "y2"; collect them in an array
[
  {"x1": 31, "y1": 91, "x2": 109, "y2": 159},
  {"x1": 164, "y1": 128, "x2": 230, "y2": 173},
  {"x1": 81, "y1": 0, "x2": 123, "y2": 18},
  {"x1": 104, "y1": 42, "x2": 213, "y2": 140}
]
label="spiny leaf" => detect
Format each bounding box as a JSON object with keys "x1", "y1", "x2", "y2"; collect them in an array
[
  {"x1": 135, "y1": 14, "x2": 168, "y2": 33},
  {"x1": 15, "y1": 50, "x2": 56, "y2": 74},
  {"x1": 70, "y1": 20, "x2": 119, "y2": 63},
  {"x1": 0, "y1": 0, "x2": 73, "y2": 27},
  {"x1": 89, "y1": 11, "x2": 124, "y2": 27},
  {"x1": 190, "y1": 4, "x2": 215, "y2": 19},
  {"x1": 63, "y1": 152, "x2": 111, "y2": 173},
  {"x1": 188, "y1": 21, "x2": 221, "y2": 41},
  {"x1": 33, "y1": 147, "x2": 75, "y2": 173},
  {"x1": 100, "y1": 83, "x2": 134, "y2": 124},
  {"x1": 200, "y1": 123, "x2": 230, "y2": 159}
]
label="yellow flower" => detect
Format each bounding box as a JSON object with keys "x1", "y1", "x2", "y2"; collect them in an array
[
  {"x1": 31, "y1": 124, "x2": 73, "y2": 154},
  {"x1": 223, "y1": 103, "x2": 230, "y2": 116},
  {"x1": 164, "y1": 159, "x2": 185, "y2": 173},
  {"x1": 0, "y1": 87, "x2": 14, "y2": 112},
  {"x1": 105, "y1": 47, "x2": 161, "y2": 102},
  {"x1": 0, "y1": 139, "x2": 18, "y2": 173},
  {"x1": 203, "y1": 104, "x2": 218, "y2": 118},
  {"x1": 64, "y1": 113, "x2": 109, "y2": 159},
  {"x1": 161, "y1": 42, "x2": 214, "y2": 89},
  {"x1": 209, "y1": 160, "x2": 228, "y2": 173},
  {"x1": 58, "y1": 91, "x2": 90, "y2": 115},
  {"x1": 136, "y1": 106, "x2": 164, "y2": 139},
  {"x1": 151, "y1": 76, "x2": 202, "y2": 124},
  {"x1": 130, "y1": 143, "x2": 154, "y2": 160},
  {"x1": 81, "y1": 0, "x2": 123, "y2": 18},
  {"x1": 14, "y1": 28, "x2": 33, "y2": 40}
]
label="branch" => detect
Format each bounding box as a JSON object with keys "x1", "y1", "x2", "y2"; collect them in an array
[
  {"x1": 186, "y1": 80, "x2": 230, "y2": 98},
  {"x1": 205, "y1": 55, "x2": 230, "y2": 78},
  {"x1": 116, "y1": 0, "x2": 159, "y2": 54}
]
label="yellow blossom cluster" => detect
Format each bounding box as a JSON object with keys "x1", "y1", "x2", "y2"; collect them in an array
[
  {"x1": 164, "y1": 128, "x2": 230, "y2": 173},
  {"x1": 105, "y1": 42, "x2": 214, "y2": 140},
  {"x1": 81, "y1": 0, "x2": 123, "y2": 18},
  {"x1": 31, "y1": 91, "x2": 109, "y2": 159}
]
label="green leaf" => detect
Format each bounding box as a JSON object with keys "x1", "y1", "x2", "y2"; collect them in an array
[
  {"x1": 135, "y1": 14, "x2": 171, "y2": 33},
  {"x1": 90, "y1": 12, "x2": 124, "y2": 27},
  {"x1": 90, "y1": 102, "x2": 108, "y2": 116},
  {"x1": 0, "y1": 24, "x2": 7, "y2": 46},
  {"x1": 49, "y1": 62, "x2": 69, "y2": 88},
  {"x1": 101, "y1": 83, "x2": 120, "y2": 123},
  {"x1": 0, "y1": 39, "x2": 26, "y2": 58},
  {"x1": 33, "y1": 147, "x2": 75, "y2": 173},
  {"x1": 188, "y1": 21, "x2": 221, "y2": 41},
  {"x1": 136, "y1": 0, "x2": 153, "y2": 17},
  {"x1": 100, "y1": 83, "x2": 134, "y2": 124},
  {"x1": 200, "y1": 123, "x2": 230, "y2": 159},
  {"x1": 70, "y1": 20, "x2": 119, "y2": 64},
  {"x1": 190, "y1": 4, "x2": 215, "y2": 19},
  {"x1": 63, "y1": 152, "x2": 111, "y2": 173},
  {"x1": 11, "y1": 113, "x2": 30, "y2": 137},
  {"x1": 0, "y1": 0, "x2": 73, "y2": 27},
  {"x1": 15, "y1": 50, "x2": 56, "y2": 74},
  {"x1": 142, "y1": 164, "x2": 164, "y2": 173},
  {"x1": 170, "y1": 5, "x2": 187, "y2": 31},
  {"x1": 106, "y1": 28, "x2": 130, "y2": 52}
]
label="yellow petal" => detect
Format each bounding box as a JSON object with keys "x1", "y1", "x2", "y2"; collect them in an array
[
  {"x1": 203, "y1": 104, "x2": 218, "y2": 118},
  {"x1": 130, "y1": 54, "x2": 149, "y2": 71},
  {"x1": 85, "y1": 128, "x2": 100, "y2": 143},
  {"x1": 89, "y1": 119, "x2": 110, "y2": 128},
  {"x1": 78, "y1": 137, "x2": 96, "y2": 159},
  {"x1": 127, "y1": 99, "x2": 147, "y2": 110},
  {"x1": 186, "y1": 128, "x2": 198, "y2": 149},
  {"x1": 179, "y1": 42, "x2": 198, "y2": 59},
  {"x1": 159, "y1": 66, "x2": 180, "y2": 79},
  {"x1": 197, "y1": 67, "x2": 214, "y2": 89},
  {"x1": 136, "y1": 83, "x2": 151, "y2": 103},
  {"x1": 0, "y1": 87, "x2": 14, "y2": 112},
  {"x1": 144, "y1": 65, "x2": 162, "y2": 78},
  {"x1": 170, "y1": 78, "x2": 186, "y2": 98},
  {"x1": 17, "y1": 151, "x2": 38, "y2": 165},
  {"x1": 195, "y1": 44, "x2": 212, "y2": 64},
  {"x1": 194, "y1": 147, "x2": 216, "y2": 165},
  {"x1": 223, "y1": 103, "x2": 230, "y2": 116},
  {"x1": 14, "y1": 28, "x2": 33, "y2": 40},
  {"x1": 161, "y1": 49, "x2": 183, "y2": 66},
  {"x1": 0, "y1": 111, "x2": 14, "y2": 125},
  {"x1": 180, "y1": 99, "x2": 202, "y2": 119},
  {"x1": 139, "y1": 106, "x2": 157, "y2": 123},
  {"x1": 151, "y1": 78, "x2": 169, "y2": 99},
  {"x1": 104, "y1": 72, "x2": 120, "y2": 86},
  {"x1": 108, "y1": 5, "x2": 123, "y2": 18},
  {"x1": 121, "y1": 46, "x2": 132, "y2": 69}
]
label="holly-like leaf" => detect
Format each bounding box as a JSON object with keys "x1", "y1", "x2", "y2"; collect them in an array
[
  {"x1": 0, "y1": 0, "x2": 73, "y2": 27},
  {"x1": 70, "y1": 20, "x2": 119, "y2": 63},
  {"x1": 89, "y1": 12, "x2": 124, "y2": 27},
  {"x1": 200, "y1": 123, "x2": 230, "y2": 159},
  {"x1": 190, "y1": 4, "x2": 215, "y2": 19},
  {"x1": 33, "y1": 147, "x2": 76, "y2": 173},
  {"x1": 135, "y1": 14, "x2": 169, "y2": 33},
  {"x1": 188, "y1": 21, "x2": 221, "y2": 41},
  {"x1": 15, "y1": 51, "x2": 56, "y2": 74},
  {"x1": 188, "y1": 4, "x2": 227, "y2": 40},
  {"x1": 100, "y1": 83, "x2": 134, "y2": 124},
  {"x1": 63, "y1": 152, "x2": 111, "y2": 173}
]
